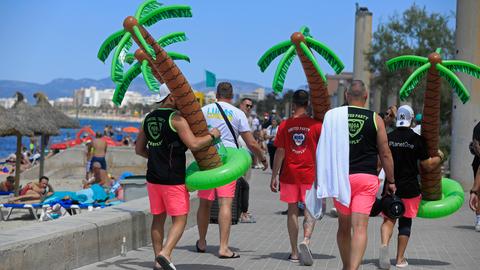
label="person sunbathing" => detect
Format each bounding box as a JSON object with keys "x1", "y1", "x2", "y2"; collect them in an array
[
  {"x1": 8, "y1": 176, "x2": 54, "y2": 203},
  {"x1": 0, "y1": 176, "x2": 15, "y2": 192}
]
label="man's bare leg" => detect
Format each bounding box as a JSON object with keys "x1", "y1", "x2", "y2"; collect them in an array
[
  {"x1": 218, "y1": 197, "x2": 235, "y2": 257},
  {"x1": 287, "y1": 202, "x2": 300, "y2": 259},
  {"x1": 396, "y1": 235, "x2": 409, "y2": 264},
  {"x1": 379, "y1": 217, "x2": 395, "y2": 269},
  {"x1": 159, "y1": 214, "x2": 188, "y2": 261},
  {"x1": 350, "y1": 212, "x2": 370, "y2": 270},
  {"x1": 303, "y1": 208, "x2": 316, "y2": 244},
  {"x1": 337, "y1": 212, "x2": 352, "y2": 269},
  {"x1": 151, "y1": 213, "x2": 166, "y2": 261},
  {"x1": 196, "y1": 198, "x2": 212, "y2": 251}
]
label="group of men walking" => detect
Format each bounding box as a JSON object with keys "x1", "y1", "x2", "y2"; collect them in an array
[{"x1": 136, "y1": 80, "x2": 451, "y2": 270}]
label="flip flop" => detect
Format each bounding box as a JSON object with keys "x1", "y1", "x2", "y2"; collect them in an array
[
  {"x1": 219, "y1": 252, "x2": 240, "y2": 259},
  {"x1": 195, "y1": 240, "x2": 206, "y2": 253},
  {"x1": 155, "y1": 254, "x2": 176, "y2": 270},
  {"x1": 288, "y1": 254, "x2": 300, "y2": 263},
  {"x1": 299, "y1": 242, "x2": 313, "y2": 266}
]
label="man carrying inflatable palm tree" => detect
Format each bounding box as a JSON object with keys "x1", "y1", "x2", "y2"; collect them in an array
[{"x1": 136, "y1": 85, "x2": 221, "y2": 270}]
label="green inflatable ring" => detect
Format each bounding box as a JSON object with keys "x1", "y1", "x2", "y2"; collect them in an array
[
  {"x1": 186, "y1": 147, "x2": 252, "y2": 191},
  {"x1": 417, "y1": 178, "x2": 464, "y2": 219}
]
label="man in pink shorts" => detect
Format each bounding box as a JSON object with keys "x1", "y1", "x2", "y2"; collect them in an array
[
  {"x1": 136, "y1": 85, "x2": 221, "y2": 270},
  {"x1": 197, "y1": 82, "x2": 266, "y2": 259},
  {"x1": 333, "y1": 80, "x2": 396, "y2": 270},
  {"x1": 271, "y1": 90, "x2": 321, "y2": 266},
  {"x1": 378, "y1": 105, "x2": 443, "y2": 269}
]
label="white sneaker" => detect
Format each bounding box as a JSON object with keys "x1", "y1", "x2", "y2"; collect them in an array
[
  {"x1": 379, "y1": 246, "x2": 390, "y2": 269},
  {"x1": 299, "y1": 242, "x2": 313, "y2": 266},
  {"x1": 475, "y1": 216, "x2": 480, "y2": 232}
]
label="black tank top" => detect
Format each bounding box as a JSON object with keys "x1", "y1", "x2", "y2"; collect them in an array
[
  {"x1": 143, "y1": 108, "x2": 187, "y2": 185},
  {"x1": 348, "y1": 106, "x2": 378, "y2": 175}
]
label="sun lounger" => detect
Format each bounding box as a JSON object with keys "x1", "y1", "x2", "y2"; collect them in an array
[{"x1": 0, "y1": 203, "x2": 44, "y2": 221}]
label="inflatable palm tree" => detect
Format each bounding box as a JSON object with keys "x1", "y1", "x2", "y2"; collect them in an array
[
  {"x1": 258, "y1": 26, "x2": 344, "y2": 121},
  {"x1": 99, "y1": 1, "x2": 221, "y2": 170},
  {"x1": 387, "y1": 48, "x2": 480, "y2": 200}
]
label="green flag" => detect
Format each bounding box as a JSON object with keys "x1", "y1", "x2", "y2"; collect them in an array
[{"x1": 205, "y1": 70, "x2": 216, "y2": 87}]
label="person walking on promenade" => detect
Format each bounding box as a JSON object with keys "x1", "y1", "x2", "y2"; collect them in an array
[
  {"x1": 469, "y1": 121, "x2": 480, "y2": 232},
  {"x1": 309, "y1": 80, "x2": 396, "y2": 270},
  {"x1": 378, "y1": 105, "x2": 444, "y2": 269},
  {"x1": 136, "y1": 88, "x2": 221, "y2": 270},
  {"x1": 270, "y1": 89, "x2": 321, "y2": 266},
  {"x1": 196, "y1": 82, "x2": 267, "y2": 259},
  {"x1": 91, "y1": 132, "x2": 108, "y2": 184},
  {"x1": 265, "y1": 117, "x2": 279, "y2": 170},
  {"x1": 237, "y1": 97, "x2": 256, "y2": 223}
]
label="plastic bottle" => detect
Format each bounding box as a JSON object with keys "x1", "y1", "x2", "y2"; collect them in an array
[{"x1": 120, "y1": 236, "x2": 127, "y2": 257}]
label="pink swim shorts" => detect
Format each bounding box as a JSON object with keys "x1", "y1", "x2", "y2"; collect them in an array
[
  {"x1": 147, "y1": 182, "x2": 190, "y2": 216},
  {"x1": 401, "y1": 195, "x2": 421, "y2": 218},
  {"x1": 197, "y1": 180, "x2": 236, "y2": 201},
  {"x1": 280, "y1": 182, "x2": 312, "y2": 204},
  {"x1": 334, "y1": 173, "x2": 379, "y2": 215}
]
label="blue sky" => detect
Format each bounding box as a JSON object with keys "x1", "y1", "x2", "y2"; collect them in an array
[{"x1": 0, "y1": 0, "x2": 455, "y2": 89}]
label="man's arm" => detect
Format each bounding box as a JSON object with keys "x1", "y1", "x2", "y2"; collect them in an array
[
  {"x1": 135, "y1": 128, "x2": 149, "y2": 159},
  {"x1": 240, "y1": 131, "x2": 267, "y2": 170},
  {"x1": 171, "y1": 114, "x2": 220, "y2": 151},
  {"x1": 470, "y1": 164, "x2": 480, "y2": 211},
  {"x1": 376, "y1": 115, "x2": 396, "y2": 194},
  {"x1": 419, "y1": 156, "x2": 443, "y2": 172},
  {"x1": 270, "y1": 147, "x2": 285, "y2": 192}
]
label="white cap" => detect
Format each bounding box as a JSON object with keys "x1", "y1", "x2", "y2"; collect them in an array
[
  {"x1": 396, "y1": 105, "x2": 414, "y2": 128},
  {"x1": 155, "y1": 83, "x2": 170, "y2": 103},
  {"x1": 271, "y1": 109, "x2": 277, "y2": 113}
]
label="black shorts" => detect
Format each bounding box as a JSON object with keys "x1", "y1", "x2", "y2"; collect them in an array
[{"x1": 90, "y1": 156, "x2": 107, "y2": 170}]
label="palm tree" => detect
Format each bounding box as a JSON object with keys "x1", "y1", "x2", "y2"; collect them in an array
[
  {"x1": 257, "y1": 26, "x2": 344, "y2": 121},
  {"x1": 97, "y1": 0, "x2": 193, "y2": 104},
  {"x1": 387, "y1": 48, "x2": 480, "y2": 200},
  {"x1": 102, "y1": 3, "x2": 222, "y2": 170}
]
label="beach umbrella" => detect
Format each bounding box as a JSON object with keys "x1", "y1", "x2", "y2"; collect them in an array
[
  {"x1": 122, "y1": 126, "x2": 139, "y2": 133},
  {"x1": 0, "y1": 105, "x2": 33, "y2": 137},
  {"x1": 8, "y1": 92, "x2": 59, "y2": 193},
  {"x1": 34, "y1": 92, "x2": 80, "y2": 177}
]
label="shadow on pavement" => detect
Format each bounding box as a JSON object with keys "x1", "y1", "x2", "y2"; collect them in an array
[
  {"x1": 176, "y1": 264, "x2": 234, "y2": 270},
  {"x1": 93, "y1": 258, "x2": 153, "y2": 269},
  {"x1": 363, "y1": 258, "x2": 450, "y2": 267},
  {"x1": 453, "y1": 225, "x2": 475, "y2": 230},
  {"x1": 250, "y1": 252, "x2": 335, "y2": 261},
  {"x1": 176, "y1": 244, "x2": 240, "y2": 255}
]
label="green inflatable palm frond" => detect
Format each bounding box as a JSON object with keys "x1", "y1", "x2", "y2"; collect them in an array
[
  {"x1": 257, "y1": 40, "x2": 293, "y2": 72},
  {"x1": 299, "y1": 26, "x2": 311, "y2": 38},
  {"x1": 299, "y1": 42, "x2": 326, "y2": 83},
  {"x1": 139, "y1": 5, "x2": 192, "y2": 27},
  {"x1": 125, "y1": 54, "x2": 136, "y2": 65},
  {"x1": 167, "y1": 51, "x2": 190, "y2": 62},
  {"x1": 437, "y1": 64, "x2": 471, "y2": 104},
  {"x1": 272, "y1": 46, "x2": 296, "y2": 94},
  {"x1": 111, "y1": 33, "x2": 133, "y2": 83},
  {"x1": 442, "y1": 60, "x2": 480, "y2": 80},
  {"x1": 158, "y1": 32, "x2": 188, "y2": 47},
  {"x1": 399, "y1": 63, "x2": 430, "y2": 101},
  {"x1": 97, "y1": 30, "x2": 126, "y2": 62},
  {"x1": 137, "y1": 0, "x2": 163, "y2": 19},
  {"x1": 141, "y1": 61, "x2": 160, "y2": 92},
  {"x1": 113, "y1": 63, "x2": 142, "y2": 106},
  {"x1": 386, "y1": 55, "x2": 428, "y2": 72},
  {"x1": 305, "y1": 37, "x2": 344, "y2": 74}
]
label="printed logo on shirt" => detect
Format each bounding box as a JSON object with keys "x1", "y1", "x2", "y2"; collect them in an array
[
  {"x1": 349, "y1": 113, "x2": 368, "y2": 144},
  {"x1": 145, "y1": 116, "x2": 164, "y2": 146},
  {"x1": 288, "y1": 126, "x2": 310, "y2": 154},
  {"x1": 205, "y1": 107, "x2": 234, "y2": 121},
  {"x1": 389, "y1": 141, "x2": 414, "y2": 149}
]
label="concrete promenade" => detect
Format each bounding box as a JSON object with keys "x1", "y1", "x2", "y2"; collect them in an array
[{"x1": 79, "y1": 169, "x2": 480, "y2": 270}]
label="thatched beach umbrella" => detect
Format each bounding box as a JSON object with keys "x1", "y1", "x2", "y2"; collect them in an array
[
  {"x1": 8, "y1": 92, "x2": 59, "y2": 193},
  {"x1": 34, "y1": 92, "x2": 80, "y2": 177}
]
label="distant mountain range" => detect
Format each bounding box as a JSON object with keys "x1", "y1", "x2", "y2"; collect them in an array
[{"x1": 0, "y1": 77, "x2": 270, "y2": 100}]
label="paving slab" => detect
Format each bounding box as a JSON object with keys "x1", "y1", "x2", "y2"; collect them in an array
[{"x1": 78, "y1": 169, "x2": 480, "y2": 270}]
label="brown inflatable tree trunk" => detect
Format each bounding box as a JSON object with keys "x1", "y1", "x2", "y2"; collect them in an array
[
  {"x1": 124, "y1": 16, "x2": 222, "y2": 170},
  {"x1": 420, "y1": 52, "x2": 443, "y2": 200},
  {"x1": 291, "y1": 32, "x2": 330, "y2": 122}
]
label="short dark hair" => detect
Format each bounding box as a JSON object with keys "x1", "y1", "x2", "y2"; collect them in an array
[
  {"x1": 216, "y1": 82, "x2": 233, "y2": 99},
  {"x1": 96, "y1": 132, "x2": 102, "y2": 138},
  {"x1": 6, "y1": 176, "x2": 14, "y2": 183},
  {"x1": 292, "y1": 89, "x2": 309, "y2": 107},
  {"x1": 347, "y1": 80, "x2": 366, "y2": 100},
  {"x1": 39, "y1": 176, "x2": 49, "y2": 182},
  {"x1": 241, "y1": 97, "x2": 253, "y2": 104}
]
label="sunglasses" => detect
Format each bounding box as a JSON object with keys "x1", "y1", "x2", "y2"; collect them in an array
[{"x1": 246, "y1": 104, "x2": 253, "y2": 109}]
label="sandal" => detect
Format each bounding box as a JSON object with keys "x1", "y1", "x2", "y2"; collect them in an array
[
  {"x1": 219, "y1": 252, "x2": 240, "y2": 259},
  {"x1": 195, "y1": 240, "x2": 206, "y2": 253},
  {"x1": 288, "y1": 254, "x2": 300, "y2": 263}
]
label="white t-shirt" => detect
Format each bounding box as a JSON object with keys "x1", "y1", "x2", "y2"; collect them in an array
[
  {"x1": 202, "y1": 101, "x2": 251, "y2": 148},
  {"x1": 251, "y1": 117, "x2": 260, "y2": 132}
]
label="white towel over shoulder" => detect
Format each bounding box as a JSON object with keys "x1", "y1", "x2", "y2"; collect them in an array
[{"x1": 306, "y1": 106, "x2": 350, "y2": 218}]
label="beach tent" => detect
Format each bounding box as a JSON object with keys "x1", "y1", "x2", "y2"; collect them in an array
[{"x1": 34, "y1": 92, "x2": 80, "y2": 177}]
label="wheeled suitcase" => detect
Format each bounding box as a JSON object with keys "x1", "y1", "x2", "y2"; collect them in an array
[{"x1": 209, "y1": 178, "x2": 243, "y2": 225}]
